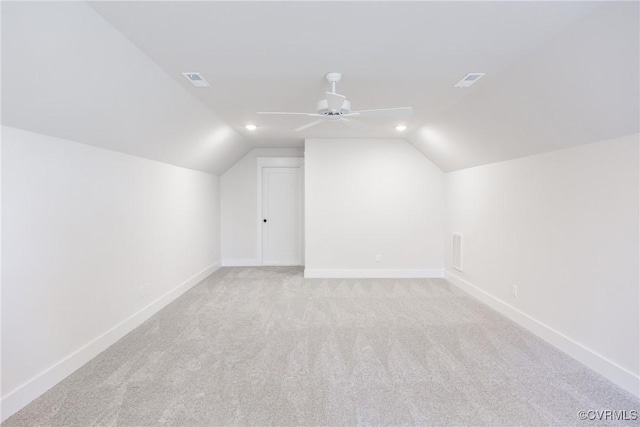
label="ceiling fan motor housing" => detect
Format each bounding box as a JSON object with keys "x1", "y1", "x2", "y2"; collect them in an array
[{"x1": 317, "y1": 99, "x2": 351, "y2": 116}]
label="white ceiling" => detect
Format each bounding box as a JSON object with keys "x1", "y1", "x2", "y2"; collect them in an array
[
  {"x1": 2, "y1": 1, "x2": 251, "y2": 175},
  {"x1": 411, "y1": 1, "x2": 640, "y2": 170},
  {"x1": 3, "y1": 1, "x2": 638, "y2": 173},
  {"x1": 88, "y1": 1, "x2": 605, "y2": 144}
]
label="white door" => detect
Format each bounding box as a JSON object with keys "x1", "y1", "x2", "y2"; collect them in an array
[{"x1": 262, "y1": 167, "x2": 302, "y2": 265}]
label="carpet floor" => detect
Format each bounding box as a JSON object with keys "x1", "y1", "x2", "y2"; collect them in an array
[{"x1": 4, "y1": 266, "x2": 639, "y2": 426}]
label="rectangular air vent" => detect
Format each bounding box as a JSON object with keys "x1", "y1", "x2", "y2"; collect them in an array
[
  {"x1": 452, "y1": 232, "x2": 463, "y2": 271},
  {"x1": 182, "y1": 72, "x2": 210, "y2": 87},
  {"x1": 454, "y1": 73, "x2": 485, "y2": 88}
]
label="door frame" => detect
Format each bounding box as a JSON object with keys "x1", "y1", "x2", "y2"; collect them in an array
[{"x1": 256, "y1": 157, "x2": 304, "y2": 266}]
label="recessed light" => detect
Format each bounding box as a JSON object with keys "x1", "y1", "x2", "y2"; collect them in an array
[
  {"x1": 245, "y1": 124, "x2": 257, "y2": 131},
  {"x1": 395, "y1": 125, "x2": 407, "y2": 132}
]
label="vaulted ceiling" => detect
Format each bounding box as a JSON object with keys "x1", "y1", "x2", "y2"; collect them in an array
[{"x1": 2, "y1": 1, "x2": 638, "y2": 174}]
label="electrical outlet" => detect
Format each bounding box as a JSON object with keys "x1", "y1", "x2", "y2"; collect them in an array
[
  {"x1": 375, "y1": 254, "x2": 381, "y2": 263},
  {"x1": 511, "y1": 285, "x2": 518, "y2": 298}
]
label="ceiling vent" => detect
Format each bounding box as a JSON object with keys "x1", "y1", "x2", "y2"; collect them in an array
[
  {"x1": 182, "y1": 72, "x2": 210, "y2": 87},
  {"x1": 454, "y1": 73, "x2": 485, "y2": 88}
]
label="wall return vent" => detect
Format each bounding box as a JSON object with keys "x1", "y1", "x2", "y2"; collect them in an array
[{"x1": 452, "y1": 232, "x2": 463, "y2": 271}]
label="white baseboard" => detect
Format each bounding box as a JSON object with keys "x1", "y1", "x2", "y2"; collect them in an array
[
  {"x1": 222, "y1": 258, "x2": 260, "y2": 267},
  {"x1": 444, "y1": 270, "x2": 640, "y2": 398},
  {"x1": 304, "y1": 268, "x2": 444, "y2": 278},
  {"x1": 0, "y1": 261, "x2": 221, "y2": 422}
]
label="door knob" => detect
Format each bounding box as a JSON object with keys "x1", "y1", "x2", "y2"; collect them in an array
[{"x1": 263, "y1": 219, "x2": 267, "y2": 223}]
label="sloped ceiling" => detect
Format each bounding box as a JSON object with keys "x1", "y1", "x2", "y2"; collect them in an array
[
  {"x1": 3, "y1": 2, "x2": 638, "y2": 174},
  {"x1": 1, "y1": 1, "x2": 251, "y2": 175},
  {"x1": 410, "y1": 1, "x2": 640, "y2": 171}
]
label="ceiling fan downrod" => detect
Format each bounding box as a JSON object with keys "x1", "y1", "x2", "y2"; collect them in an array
[{"x1": 326, "y1": 72, "x2": 342, "y2": 94}]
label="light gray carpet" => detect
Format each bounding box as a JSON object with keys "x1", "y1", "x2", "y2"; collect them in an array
[{"x1": 4, "y1": 267, "x2": 639, "y2": 426}]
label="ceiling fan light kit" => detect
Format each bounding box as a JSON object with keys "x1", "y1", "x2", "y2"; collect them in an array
[{"x1": 257, "y1": 72, "x2": 413, "y2": 132}]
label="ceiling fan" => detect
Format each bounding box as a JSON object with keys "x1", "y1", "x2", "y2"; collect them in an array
[{"x1": 258, "y1": 72, "x2": 413, "y2": 132}]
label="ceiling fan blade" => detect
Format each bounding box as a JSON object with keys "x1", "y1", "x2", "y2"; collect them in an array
[
  {"x1": 294, "y1": 119, "x2": 324, "y2": 132},
  {"x1": 350, "y1": 107, "x2": 414, "y2": 117},
  {"x1": 325, "y1": 92, "x2": 346, "y2": 112},
  {"x1": 258, "y1": 111, "x2": 322, "y2": 116}
]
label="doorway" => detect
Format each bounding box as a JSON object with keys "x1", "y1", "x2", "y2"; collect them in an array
[{"x1": 257, "y1": 158, "x2": 303, "y2": 265}]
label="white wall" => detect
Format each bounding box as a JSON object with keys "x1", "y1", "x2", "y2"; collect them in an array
[
  {"x1": 1, "y1": 127, "x2": 221, "y2": 419},
  {"x1": 220, "y1": 148, "x2": 304, "y2": 265},
  {"x1": 305, "y1": 138, "x2": 445, "y2": 278},
  {"x1": 445, "y1": 133, "x2": 640, "y2": 396}
]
